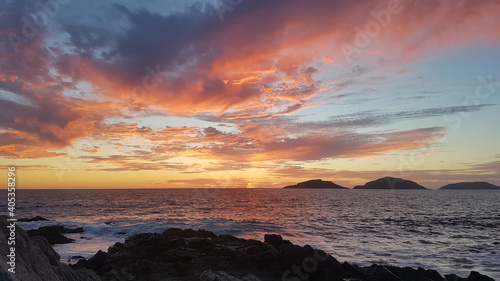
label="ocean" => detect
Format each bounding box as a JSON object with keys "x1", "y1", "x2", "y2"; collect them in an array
[{"x1": 5, "y1": 188, "x2": 500, "y2": 279}]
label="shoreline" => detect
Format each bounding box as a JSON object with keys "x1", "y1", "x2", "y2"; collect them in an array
[
  {"x1": 12, "y1": 213, "x2": 500, "y2": 280},
  {"x1": 1, "y1": 216, "x2": 495, "y2": 281}
]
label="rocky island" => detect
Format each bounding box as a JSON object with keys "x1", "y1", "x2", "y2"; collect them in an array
[
  {"x1": 354, "y1": 177, "x2": 428, "y2": 190},
  {"x1": 283, "y1": 179, "x2": 347, "y2": 189},
  {"x1": 440, "y1": 182, "x2": 500, "y2": 190},
  {"x1": 1, "y1": 216, "x2": 495, "y2": 281}
]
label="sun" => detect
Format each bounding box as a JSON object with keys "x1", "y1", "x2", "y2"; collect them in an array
[{"x1": 247, "y1": 182, "x2": 255, "y2": 188}]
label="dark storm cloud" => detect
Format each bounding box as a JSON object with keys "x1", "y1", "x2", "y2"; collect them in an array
[
  {"x1": 64, "y1": 24, "x2": 109, "y2": 55},
  {"x1": 101, "y1": 3, "x2": 221, "y2": 78}
]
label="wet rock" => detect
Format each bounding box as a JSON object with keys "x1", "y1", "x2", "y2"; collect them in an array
[
  {"x1": 78, "y1": 250, "x2": 108, "y2": 272},
  {"x1": 27, "y1": 231, "x2": 74, "y2": 244},
  {"x1": 17, "y1": 216, "x2": 50, "y2": 222},
  {"x1": 199, "y1": 270, "x2": 262, "y2": 281},
  {"x1": 26, "y1": 225, "x2": 83, "y2": 245},
  {"x1": 465, "y1": 271, "x2": 495, "y2": 281},
  {"x1": 445, "y1": 271, "x2": 495, "y2": 281},
  {"x1": 200, "y1": 270, "x2": 241, "y2": 281},
  {"x1": 69, "y1": 227, "x2": 494, "y2": 281},
  {"x1": 364, "y1": 264, "x2": 402, "y2": 281},
  {"x1": 0, "y1": 216, "x2": 99, "y2": 281},
  {"x1": 264, "y1": 234, "x2": 284, "y2": 249},
  {"x1": 70, "y1": 255, "x2": 86, "y2": 260}
]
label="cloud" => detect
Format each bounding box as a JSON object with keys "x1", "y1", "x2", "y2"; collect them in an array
[
  {"x1": 300, "y1": 105, "x2": 495, "y2": 129},
  {"x1": 0, "y1": 130, "x2": 67, "y2": 158},
  {"x1": 59, "y1": 0, "x2": 500, "y2": 116},
  {"x1": 1, "y1": 0, "x2": 499, "y2": 177}
]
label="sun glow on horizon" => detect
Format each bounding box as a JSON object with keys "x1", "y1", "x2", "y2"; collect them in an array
[{"x1": 0, "y1": 0, "x2": 499, "y2": 189}]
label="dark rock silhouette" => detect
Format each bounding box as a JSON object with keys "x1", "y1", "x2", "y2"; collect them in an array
[
  {"x1": 72, "y1": 228, "x2": 494, "y2": 281},
  {"x1": 354, "y1": 177, "x2": 427, "y2": 190},
  {"x1": 17, "y1": 216, "x2": 50, "y2": 222},
  {"x1": 1, "y1": 218, "x2": 495, "y2": 281},
  {"x1": 0, "y1": 216, "x2": 99, "y2": 281},
  {"x1": 440, "y1": 182, "x2": 500, "y2": 190},
  {"x1": 284, "y1": 179, "x2": 347, "y2": 189},
  {"x1": 27, "y1": 225, "x2": 84, "y2": 245}
]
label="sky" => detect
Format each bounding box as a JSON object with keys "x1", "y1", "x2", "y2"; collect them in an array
[{"x1": 0, "y1": 0, "x2": 499, "y2": 189}]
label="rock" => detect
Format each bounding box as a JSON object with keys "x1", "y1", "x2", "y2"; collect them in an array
[
  {"x1": 445, "y1": 271, "x2": 495, "y2": 281},
  {"x1": 28, "y1": 232, "x2": 74, "y2": 245},
  {"x1": 383, "y1": 266, "x2": 444, "y2": 281},
  {"x1": 68, "y1": 256, "x2": 86, "y2": 264},
  {"x1": 0, "y1": 216, "x2": 100, "y2": 281},
  {"x1": 264, "y1": 234, "x2": 284, "y2": 249},
  {"x1": 466, "y1": 271, "x2": 495, "y2": 281},
  {"x1": 79, "y1": 250, "x2": 108, "y2": 272},
  {"x1": 162, "y1": 228, "x2": 217, "y2": 239},
  {"x1": 26, "y1": 225, "x2": 83, "y2": 245},
  {"x1": 70, "y1": 255, "x2": 85, "y2": 260},
  {"x1": 364, "y1": 265, "x2": 402, "y2": 281},
  {"x1": 440, "y1": 182, "x2": 500, "y2": 190},
  {"x1": 361, "y1": 265, "x2": 448, "y2": 281},
  {"x1": 284, "y1": 179, "x2": 347, "y2": 189},
  {"x1": 70, "y1": 226, "x2": 494, "y2": 281},
  {"x1": 199, "y1": 270, "x2": 261, "y2": 281},
  {"x1": 354, "y1": 177, "x2": 428, "y2": 189},
  {"x1": 241, "y1": 273, "x2": 262, "y2": 281},
  {"x1": 17, "y1": 216, "x2": 50, "y2": 222},
  {"x1": 185, "y1": 237, "x2": 215, "y2": 249},
  {"x1": 199, "y1": 270, "x2": 241, "y2": 281}
]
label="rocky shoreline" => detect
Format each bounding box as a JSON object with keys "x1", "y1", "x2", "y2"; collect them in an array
[{"x1": 0, "y1": 216, "x2": 495, "y2": 281}]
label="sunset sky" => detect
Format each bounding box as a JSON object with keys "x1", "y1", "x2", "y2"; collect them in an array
[{"x1": 1, "y1": 0, "x2": 499, "y2": 189}]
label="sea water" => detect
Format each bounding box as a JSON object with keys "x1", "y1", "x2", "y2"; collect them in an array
[{"x1": 4, "y1": 188, "x2": 499, "y2": 279}]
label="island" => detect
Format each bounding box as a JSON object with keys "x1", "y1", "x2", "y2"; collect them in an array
[
  {"x1": 283, "y1": 179, "x2": 347, "y2": 189},
  {"x1": 354, "y1": 176, "x2": 428, "y2": 190},
  {"x1": 440, "y1": 182, "x2": 500, "y2": 190}
]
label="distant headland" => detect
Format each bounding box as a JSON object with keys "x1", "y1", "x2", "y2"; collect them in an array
[
  {"x1": 283, "y1": 177, "x2": 500, "y2": 190},
  {"x1": 353, "y1": 177, "x2": 426, "y2": 190},
  {"x1": 440, "y1": 182, "x2": 500, "y2": 190},
  {"x1": 283, "y1": 179, "x2": 347, "y2": 189}
]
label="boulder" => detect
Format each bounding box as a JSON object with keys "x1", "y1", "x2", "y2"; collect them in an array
[
  {"x1": 445, "y1": 271, "x2": 495, "y2": 281},
  {"x1": 17, "y1": 216, "x2": 50, "y2": 222},
  {"x1": 69, "y1": 227, "x2": 495, "y2": 281},
  {"x1": 0, "y1": 216, "x2": 100, "y2": 281},
  {"x1": 199, "y1": 270, "x2": 262, "y2": 281},
  {"x1": 26, "y1": 225, "x2": 83, "y2": 245},
  {"x1": 264, "y1": 234, "x2": 284, "y2": 249}
]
